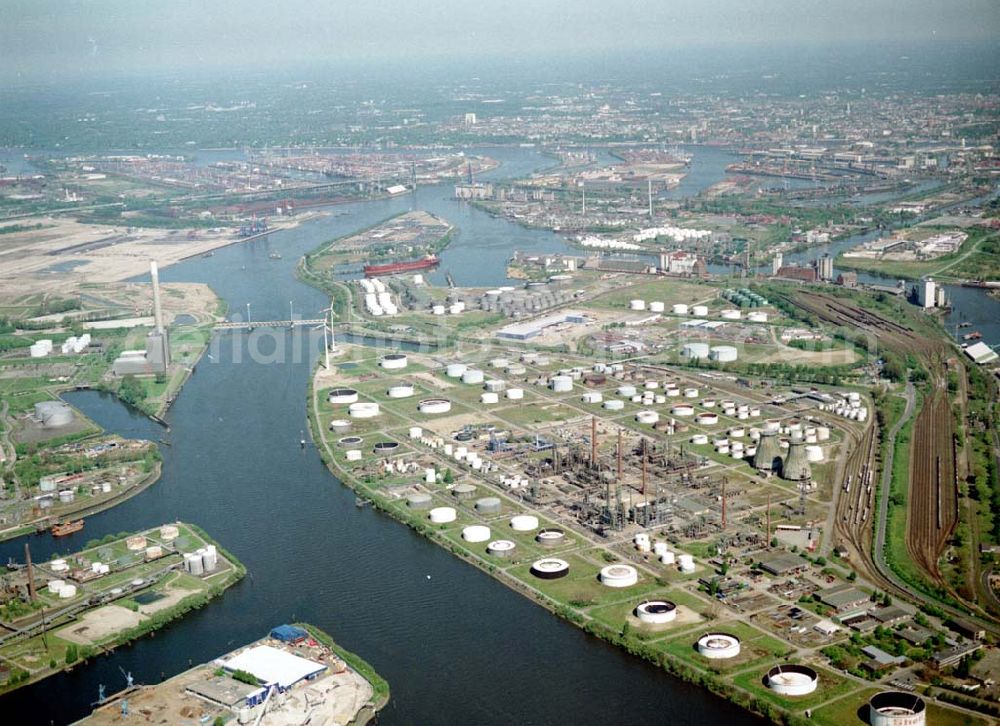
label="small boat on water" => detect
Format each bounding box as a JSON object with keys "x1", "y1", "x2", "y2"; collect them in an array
[
  {"x1": 52, "y1": 519, "x2": 84, "y2": 537},
  {"x1": 269, "y1": 252, "x2": 282, "y2": 260},
  {"x1": 963, "y1": 331, "x2": 982, "y2": 341}
]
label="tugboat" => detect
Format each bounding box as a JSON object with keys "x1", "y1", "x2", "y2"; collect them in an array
[{"x1": 51, "y1": 519, "x2": 84, "y2": 537}]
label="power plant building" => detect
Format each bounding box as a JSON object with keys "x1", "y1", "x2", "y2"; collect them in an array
[{"x1": 113, "y1": 260, "x2": 171, "y2": 376}]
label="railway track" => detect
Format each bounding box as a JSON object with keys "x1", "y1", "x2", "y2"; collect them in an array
[
  {"x1": 835, "y1": 418, "x2": 878, "y2": 561},
  {"x1": 906, "y1": 388, "x2": 957, "y2": 586}
]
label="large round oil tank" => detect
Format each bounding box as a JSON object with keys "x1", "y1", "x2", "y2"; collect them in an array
[
  {"x1": 697, "y1": 633, "x2": 741, "y2": 659},
  {"x1": 636, "y1": 600, "x2": 677, "y2": 624},
  {"x1": 418, "y1": 398, "x2": 452, "y2": 414},
  {"x1": 720, "y1": 309, "x2": 741, "y2": 320},
  {"x1": 348, "y1": 402, "x2": 380, "y2": 418},
  {"x1": 510, "y1": 514, "x2": 539, "y2": 531},
  {"x1": 603, "y1": 399, "x2": 625, "y2": 411},
  {"x1": 672, "y1": 303, "x2": 689, "y2": 315},
  {"x1": 407, "y1": 493, "x2": 433, "y2": 509},
  {"x1": 600, "y1": 564, "x2": 638, "y2": 588},
  {"x1": 648, "y1": 301, "x2": 665, "y2": 313},
  {"x1": 487, "y1": 540, "x2": 516, "y2": 557},
  {"x1": 868, "y1": 692, "x2": 926, "y2": 726},
  {"x1": 692, "y1": 305, "x2": 709, "y2": 316},
  {"x1": 806, "y1": 445, "x2": 824, "y2": 462},
  {"x1": 452, "y1": 483, "x2": 477, "y2": 499},
  {"x1": 462, "y1": 525, "x2": 491, "y2": 543},
  {"x1": 387, "y1": 384, "x2": 415, "y2": 398},
  {"x1": 581, "y1": 391, "x2": 603, "y2": 404},
  {"x1": 159, "y1": 525, "x2": 179, "y2": 541},
  {"x1": 475, "y1": 497, "x2": 502, "y2": 514},
  {"x1": 682, "y1": 343, "x2": 710, "y2": 360},
  {"x1": 629, "y1": 299, "x2": 646, "y2": 311},
  {"x1": 710, "y1": 346, "x2": 738, "y2": 362},
  {"x1": 530, "y1": 558, "x2": 570, "y2": 579},
  {"x1": 58, "y1": 583, "x2": 78, "y2": 599},
  {"x1": 446, "y1": 363, "x2": 468, "y2": 378},
  {"x1": 48, "y1": 579, "x2": 66, "y2": 594},
  {"x1": 506, "y1": 388, "x2": 524, "y2": 400},
  {"x1": 380, "y1": 353, "x2": 408, "y2": 370},
  {"x1": 765, "y1": 664, "x2": 818, "y2": 696},
  {"x1": 550, "y1": 375, "x2": 573, "y2": 392},
  {"x1": 429, "y1": 507, "x2": 457, "y2": 524},
  {"x1": 535, "y1": 529, "x2": 566, "y2": 548},
  {"x1": 328, "y1": 388, "x2": 359, "y2": 405},
  {"x1": 34, "y1": 401, "x2": 74, "y2": 428},
  {"x1": 462, "y1": 369, "x2": 484, "y2": 384}
]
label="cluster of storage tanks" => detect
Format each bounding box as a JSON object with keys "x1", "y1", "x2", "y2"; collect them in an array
[
  {"x1": 633, "y1": 534, "x2": 695, "y2": 572},
  {"x1": 29, "y1": 338, "x2": 54, "y2": 358},
  {"x1": 627, "y1": 300, "x2": 712, "y2": 317},
  {"x1": 681, "y1": 343, "x2": 739, "y2": 362},
  {"x1": 183, "y1": 545, "x2": 219, "y2": 576},
  {"x1": 817, "y1": 391, "x2": 868, "y2": 422},
  {"x1": 60, "y1": 334, "x2": 92, "y2": 355},
  {"x1": 721, "y1": 288, "x2": 769, "y2": 309},
  {"x1": 359, "y1": 277, "x2": 398, "y2": 316},
  {"x1": 46, "y1": 578, "x2": 78, "y2": 599}
]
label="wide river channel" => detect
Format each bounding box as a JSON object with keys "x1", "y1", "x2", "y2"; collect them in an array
[{"x1": 1, "y1": 145, "x2": 996, "y2": 724}]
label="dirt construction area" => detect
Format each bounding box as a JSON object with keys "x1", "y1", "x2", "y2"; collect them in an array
[{"x1": 56, "y1": 605, "x2": 145, "y2": 646}]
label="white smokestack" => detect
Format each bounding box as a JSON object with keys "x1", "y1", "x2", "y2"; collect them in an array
[{"x1": 150, "y1": 260, "x2": 164, "y2": 333}]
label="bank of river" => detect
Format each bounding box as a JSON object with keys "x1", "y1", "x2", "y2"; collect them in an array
[{"x1": 0, "y1": 146, "x2": 760, "y2": 725}]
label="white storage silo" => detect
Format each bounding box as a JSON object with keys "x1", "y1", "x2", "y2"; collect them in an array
[
  {"x1": 462, "y1": 525, "x2": 491, "y2": 543},
  {"x1": 462, "y1": 369, "x2": 484, "y2": 384},
  {"x1": 649, "y1": 301, "x2": 665, "y2": 313},
  {"x1": 581, "y1": 391, "x2": 603, "y2": 404},
  {"x1": 682, "y1": 343, "x2": 710, "y2": 360},
  {"x1": 446, "y1": 363, "x2": 468, "y2": 378},
  {"x1": 672, "y1": 303, "x2": 689, "y2": 315},
  {"x1": 481, "y1": 392, "x2": 499, "y2": 404},
  {"x1": 710, "y1": 346, "x2": 738, "y2": 362},
  {"x1": 629, "y1": 299, "x2": 646, "y2": 311},
  {"x1": 510, "y1": 514, "x2": 539, "y2": 532},
  {"x1": 550, "y1": 375, "x2": 573, "y2": 392},
  {"x1": 429, "y1": 507, "x2": 457, "y2": 524},
  {"x1": 678, "y1": 554, "x2": 695, "y2": 572},
  {"x1": 692, "y1": 305, "x2": 709, "y2": 317},
  {"x1": 507, "y1": 388, "x2": 524, "y2": 400},
  {"x1": 603, "y1": 399, "x2": 624, "y2": 411}
]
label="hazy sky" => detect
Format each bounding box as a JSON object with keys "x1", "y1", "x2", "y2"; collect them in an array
[{"x1": 4, "y1": 0, "x2": 999, "y2": 81}]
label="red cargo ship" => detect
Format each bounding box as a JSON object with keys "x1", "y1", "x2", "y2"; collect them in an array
[{"x1": 363, "y1": 256, "x2": 440, "y2": 277}]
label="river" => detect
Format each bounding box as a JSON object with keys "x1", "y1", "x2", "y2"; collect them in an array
[{"x1": 0, "y1": 146, "x2": 763, "y2": 725}]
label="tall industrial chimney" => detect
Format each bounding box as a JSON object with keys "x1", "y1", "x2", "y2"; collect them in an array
[{"x1": 150, "y1": 260, "x2": 164, "y2": 333}]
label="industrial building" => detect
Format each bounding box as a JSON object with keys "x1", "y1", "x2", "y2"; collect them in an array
[
  {"x1": 112, "y1": 260, "x2": 171, "y2": 376},
  {"x1": 495, "y1": 311, "x2": 590, "y2": 340}
]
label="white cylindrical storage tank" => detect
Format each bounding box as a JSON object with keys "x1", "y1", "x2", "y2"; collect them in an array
[
  {"x1": 185, "y1": 553, "x2": 204, "y2": 576},
  {"x1": 671, "y1": 404, "x2": 694, "y2": 417},
  {"x1": 806, "y1": 445, "x2": 824, "y2": 462},
  {"x1": 817, "y1": 426, "x2": 830, "y2": 441},
  {"x1": 684, "y1": 387, "x2": 699, "y2": 398},
  {"x1": 629, "y1": 299, "x2": 646, "y2": 311},
  {"x1": 600, "y1": 564, "x2": 638, "y2": 588},
  {"x1": 765, "y1": 665, "x2": 819, "y2": 696},
  {"x1": 644, "y1": 380, "x2": 659, "y2": 390},
  {"x1": 345, "y1": 449, "x2": 363, "y2": 461},
  {"x1": 652, "y1": 541, "x2": 668, "y2": 556},
  {"x1": 720, "y1": 309, "x2": 741, "y2": 320},
  {"x1": 692, "y1": 305, "x2": 709, "y2": 317},
  {"x1": 418, "y1": 398, "x2": 452, "y2": 414},
  {"x1": 160, "y1": 524, "x2": 179, "y2": 541},
  {"x1": 481, "y1": 392, "x2": 499, "y2": 404},
  {"x1": 424, "y1": 467, "x2": 436, "y2": 483},
  {"x1": 635, "y1": 410, "x2": 659, "y2": 425},
  {"x1": 710, "y1": 346, "x2": 738, "y2": 362},
  {"x1": 484, "y1": 379, "x2": 505, "y2": 393},
  {"x1": 510, "y1": 514, "x2": 539, "y2": 532},
  {"x1": 48, "y1": 579, "x2": 65, "y2": 594},
  {"x1": 409, "y1": 426, "x2": 423, "y2": 439},
  {"x1": 581, "y1": 391, "x2": 603, "y2": 404},
  {"x1": 750, "y1": 407, "x2": 761, "y2": 418},
  {"x1": 678, "y1": 554, "x2": 695, "y2": 572},
  {"x1": 328, "y1": 388, "x2": 359, "y2": 404},
  {"x1": 387, "y1": 384, "x2": 415, "y2": 398},
  {"x1": 490, "y1": 357, "x2": 509, "y2": 369},
  {"x1": 449, "y1": 303, "x2": 465, "y2": 315},
  {"x1": 329, "y1": 419, "x2": 352, "y2": 434},
  {"x1": 446, "y1": 363, "x2": 468, "y2": 378},
  {"x1": 507, "y1": 388, "x2": 524, "y2": 400},
  {"x1": 487, "y1": 539, "x2": 517, "y2": 557},
  {"x1": 868, "y1": 692, "x2": 926, "y2": 726},
  {"x1": 550, "y1": 375, "x2": 573, "y2": 392},
  {"x1": 348, "y1": 402, "x2": 380, "y2": 418},
  {"x1": 462, "y1": 369, "x2": 484, "y2": 384},
  {"x1": 462, "y1": 525, "x2": 492, "y2": 543},
  {"x1": 729, "y1": 427, "x2": 745, "y2": 438},
  {"x1": 603, "y1": 399, "x2": 624, "y2": 411},
  {"x1": 697, "y1": 633, "x2": 741, "y2": 659},
  {"x1": 535, "y1": 529, "x2": 566, "y2": 548},
  {"x1": 747, "y1": 311, "x2": 768, "y2": 322},
  {"x1": 380, "y1": 353, "x2": 408, "y2": 370},
  {"x1": 202, "y1": 545, "x2": 218, "y2": 571},
  {"x1": 690, "y1": 434, "x2": 709, "y2": 445},
  {"x1": 660, "y1": 550, "x2": 676, "y2": 565},
  {"x1": 476, "y1": 497, "x2": 502, "y2": 514},
  {"x1": 617, "y1": 385, "x2": 637, "y2": 397},
  {"x1": 432, "y1": 304, "x2": 446, "y2": 315},
  {"x1": 636, "y1": 600, "x2": 677, "y2": 624},
  {"x1": 682, "y1": 343, "x2": 710, "y2": 359},
  {"x1": 429, "y1": 507, "x2": 457, "y2": 524},
  {"x1": 58, "y1": 583, "x2": 78, "y2": 599},
  {"x1": 648, "y1": 301, "x2": 665, "y2": 313},
  {"x1": 672, "y1": 303, "x2": 689, "y2": 315},
  {"x1": 696, "y1": 412, "x2": 719, "y2": 425},
  {"x1": 50, "y1": 559, "x2": 68, "y2": 573},
  {"x1": 702, "y1": 398, "x2": 716, "y2": 408}
]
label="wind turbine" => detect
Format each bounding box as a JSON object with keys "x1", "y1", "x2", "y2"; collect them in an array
[{"x1": 316, "y1": 305, "x2": 337, "y2": 369}]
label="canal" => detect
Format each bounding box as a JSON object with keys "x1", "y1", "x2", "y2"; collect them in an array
[{"x1": 1, "y1": 146, "x2": 763, "y2": 725}]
